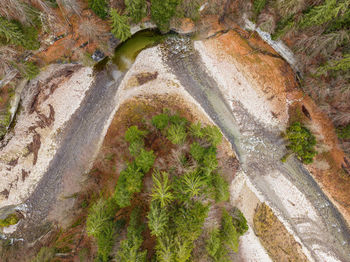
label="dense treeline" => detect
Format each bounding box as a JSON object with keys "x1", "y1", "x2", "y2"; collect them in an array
[{"x1": 245, "y1": 0, "x2": 350, "y2": 154}]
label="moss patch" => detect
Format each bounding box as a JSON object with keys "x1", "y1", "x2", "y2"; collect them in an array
[
  {"x1": 253, "y1": 203, "x2": 308, "y2": 262},
  {"x1": 0, "y1": 213, "x2": 19, "y2": 228}
]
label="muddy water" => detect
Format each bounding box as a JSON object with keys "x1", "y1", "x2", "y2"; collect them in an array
[{"x1": 161, "y1": 35, "x2": 350, "y2": 261}]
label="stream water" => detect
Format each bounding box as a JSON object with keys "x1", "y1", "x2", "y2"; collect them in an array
[{"x1": 161, "y1": 35, "x2": 350, "y2": 261}]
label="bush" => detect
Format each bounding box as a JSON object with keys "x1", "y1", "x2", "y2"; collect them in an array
[
  {"x1": 221, "y1": 209, "x2": 239, "y2": 253},
  {"x1": 152, "y1": 113, "x2": 169, "y2": 130},
  {"x1": 147, "y1": 201, "x2": 169, "y2": 237},
  {"x1": 0, "y1": 213, "x2": 19, "y2": 228},
  {"x1": 174, "y1": 170, "x2": 206, "y2": 201},
  {"x1": 252, "y1": 0, "x2": 266, "y2": 22},
  {"x1": 114, "y1": 163, "x2": 144, "y2": 207},
  {"x1": 205, "y1": 228, "x2": 221, "y2": 258},
  {"x1": 151, "y1": 0, "x2": 182, "y2": 32},
  {"x1": 190, "y1": 142, "x2": 206, "y2": 162},
  {"x1": 135, "y1": 148, "x2": 156, "y2": 173},
  {"x1": 88, "y1": 0, "x2": 108, "y2": 19},
  {"x1": 21, "y1": 61, "x2": 40, "y2": 80},
  {"x1": 211, "y1": 173, "x2": 229, "y2": 202},
  {"x1": 125, "y1": 0, "x2": 147, "y2": 23},
  {"x1": 151, "y1": 170, "x2": 174, "y2": 208},
  {"x1": 0, "y1": 17, "x2": 24, "y2": 46},
  {"x1": 337, "y1": 124, "x2": 350, "y2": 139},
  {"x1": 283, "y1": 122, "x2": 317, "y2": 164},
  {"x1": 167, "y1": 124, "x2": 187, "y2": 145},
  {"x1": 86, "y1": 198, "x2": 121, "y2": 261},
  {"x1": 201, "y1": 147, "x2": 218, "y2": 174},
  {"x1": 125, "y1": 125, "x2": 147, "y2": 144},
  {"x1": 128, "y1": 140, "x2": 145, "y2": 157},
  {"x1": 231, "y1": 207, "x2": 248, "y2": 236},
  {"x1": 116, "y1": 208, "x2": 147, "y2": 262},
  {"x1": 110, "y1": 9, "x2": 131, "y2": 42},
  {"x1": 202, "y1": 126, "x2": 222, "y2": 147},
  {"x1": 189, "y1": 122, "x2": 204, "y2": 138}
]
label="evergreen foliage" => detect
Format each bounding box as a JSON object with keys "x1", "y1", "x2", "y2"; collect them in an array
[
  {"x1": 114, "y1": 163, "x2": 144, "y2": 207},
  {"x1": 0, "y1": 213, "x2": 19, "y2": 228},
  {"x1": 125, "y1": 125, "x2": 147, "y2": 144},
  {"x1": 125, "y1": 0, "x2": 147, "y2": 23},
  {"x1": 151, "y1": 0, "x2": 182, "y2": 32},
  {"x1": 116, "y1": 208, "x2": 147, "y2": 262},
  {"x1": 167, "y1": 124, "x2": 187, "y2": 145},
  {"x1": 189, "y1": 122, "x2": 204, "y2": 138},
  {"x1": 21, "y1": 61, "x2": 39, "y2": 80},
  {"x1": 283, "y1": 122, "x2": 317, "y2": 164},
  {"x1": 86, "y1": 198, "x2": 122, "y2": 261},
  {"x1": 202, "y1": 125, "x2": 222, "y2": 147},
  {"x1": 190, "y1": 142, "x2": 206, "y2": 162},
  {"x1": 252, "y1": 0, "x2": 267, "y2": 22},
  {"x1": 299, "y1": 0, "x2": 349, "y2": 28},
  {"x1": 337, "y1": 124, "x2": 350, "y2": 139},
  {"x1": 110, "y1": 8, "x2": 131, "y2": 42},
  {"x1": 151, "y1": 170, "x2": 174, "y2": 207},
  {"x1": 211, "y1": 172, "x2": 229, "y2": 202},
  {"x1": 148, "y1": 201, "x2": 169, "y2": 237},
  {"x1": 0, "y1": 17, "x2": 24, "y2": 46},
  {"x1": 88, "y1": 0, "x2": 108, "y2": 19},
  {"x1": 317, "y1": 54, "x2": 350, "y2": 76},
  {"x1": 152, "y1": 113, "x2": 169, "y2": 130},
  {"x1": 135, "y1": 148, "x2": 155, "y2": 173}
]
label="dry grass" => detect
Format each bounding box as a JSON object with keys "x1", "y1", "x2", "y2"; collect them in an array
[
  {"x1": 79, "y1": 17, "x2": 106, "y2": 43},
  {"x1": 276, "y1": 0, "x2": 305, "y2": 17}
]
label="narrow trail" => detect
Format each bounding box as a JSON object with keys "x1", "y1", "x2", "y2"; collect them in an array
[{"x1": 162, "y1": 35, "x2": 350, "y2": 262}]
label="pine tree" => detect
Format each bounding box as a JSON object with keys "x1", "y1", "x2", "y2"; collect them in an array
[
  {"x1": 151, "y1": 0, "x2": 181, "y2": 32},
  {"x1": 0, "y1": 17, "x2": 24, "y2": 46},
  {"x1": 317, "y1": 54, "x2": 350, "y2": 75},
  {"x1": 300, "y1": 0, "x2": 349, "y2": 28},
  {"x1": 125, "y1": 0, "x2": 147, "y2": 23},
  {"x1": 88, "y1": 0, "x2": 108, "y2": 19},
  {"x1": 110, "y1": 8, "x2": 131, "y2": 42}
]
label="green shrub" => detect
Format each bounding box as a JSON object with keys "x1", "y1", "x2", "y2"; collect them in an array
[
  {"x1": 21, "y1": 61, "x2": 40, "y2": 80},
  {"x1": 0, "y1": 213, "x2": 19, "y2": 228},
  {"x1": 88, "y1": 0, "x2": 108, "y2": 19},
  {"x1": 125, "y1": 126, "x2": 147, "y2": 144},
  {"x1": 148, "y1": 202, "x2": 169, "y2": 237},
  {"x1": 152, "y1": 113, "x2": 169, "y2": 130},
  {"x1": 231, "y1": 207, "x2": 248, "y2": 236},
  {"x1": 201, "y1": 147, "x2": 218, "y2": 174},
  {"x1": 128, "y1": 140, "x2": 145, "y2": 157},
  {"x1": 173, "y1": 201, "x2": 209, "y2": 241},
  {"x1": 174, "y1": 170, "x2": 206, "y2": 201},
  {"x1": 86, "y1": 198, "x2": 121, "y2": 261},
  {"x1": 189, "y1": 122, "x2": 204, "y2": 138},
  {"x1": 211, "y1": 173, "x2": 229, "y2": 202},
  {"x1": 114, "y1": 163, "x2": 144, "y2": 207},
  {"x1": 169, "y1": 114, "x2": 188, "y2": 126},
  {"x1": 252, "y1": 0, "x2": 267, "y2": 22},
  {"x1": 271, "y1": 15, "x2": 295, "y2": 40},
  {"x1": 167, "y1": 124, "x2": 187, "y2": 145},
  {"x1": 110, "y1": 9, "x2": 131, "y2": 42},
  {"x1": 205, "y1": 228, "x2": 221, "y2": 258},
  {"x1": 317, "y1": 54, "x2": 350, "y2": 76},
  {"x1": 202, "y1": 126, "x2": 222, "y2": 147},
  {"x1": 337, "y1": 124, "x2": 350, "y2": 139},
  {"x1": 283, "y1": 122, "x2": 317, "y2": 164},
  {"x1": 151, "y1": 170, "x2": 174, "y2": 208},
  {"x1": 116, "y1": 208, "x2": 147, "y2": 262},
  {"x1": 0, "y1": 17, "x2": 24, "y2": 46},
  {"x1": 21, "y1": 24, "x2": 40, "y2": 50},
  {"x1": 151, "y1": 0, "x2": 182, "y2": 32},
  {"x1": 299, "y1": 0, "x2": 348, "y2": 28},
  {"x1": 190, "y1": 142, "x2": 206, "y2": 162},
  {"x1": 125, "y1": 0, "x2": 147, "y2": 23},
  {"x1": 221, "y1": 209, "x2": 239, "y2": 253},
  {"x1": 135, "y1": 149, "x2": 156, "y2": 173}
]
